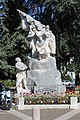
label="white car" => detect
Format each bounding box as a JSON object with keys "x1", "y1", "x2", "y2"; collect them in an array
[{"x1": 62, "y1": 80, "x2": 71, "y2": 86}]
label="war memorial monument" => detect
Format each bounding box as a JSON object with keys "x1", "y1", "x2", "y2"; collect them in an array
[{"x1": 15, "y1": 10, "x2": 66, "y2": 95}]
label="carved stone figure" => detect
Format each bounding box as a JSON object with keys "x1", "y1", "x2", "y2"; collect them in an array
[
  {"x1": 15, "y1": 57, "x2": 30, "y2": 95},
  {"x1": 17, "y1": 9, "x2": 56, "y2": 59},
  {"x1": 17, "y1": 10, "x2": 66, "y2": 94},
  {"x1": 17, "y1": 9, "x2": 42, "y2": 32},
  {"x1": 45, "y1": 25, "x2": 56, "y2": 55}
]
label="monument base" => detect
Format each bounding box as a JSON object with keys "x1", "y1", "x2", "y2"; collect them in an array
[{"x1": 27, "y1": 56, "x2": 66, "y2": 94}]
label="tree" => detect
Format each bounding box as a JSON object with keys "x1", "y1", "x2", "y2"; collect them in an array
[
  {"x1": 1, "y1": 0, "x2": 80, "y2": 84},
  {"x1": 53, "y1": 0, "x2": 80, "y2": 84},
  {"x1": 26, "y1": 0, "x2": 80, "y2": 84},
  {"x1": 4, "y1": 0, "x2": 26, "y2": 33},
  {"x1": 0, "y1": 0, "x2": 29, "y2": 80}
]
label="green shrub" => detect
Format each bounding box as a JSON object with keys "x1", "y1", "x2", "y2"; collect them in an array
[{"x1": 0, "y1": 79, "x2": 16, "y2": 88}]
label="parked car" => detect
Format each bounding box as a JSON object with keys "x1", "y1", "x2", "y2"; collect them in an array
[
  {"x1": 0, "y1": 82, "x2": 12, "y2": 110},
  {"x1": 62, "y1": 80, "x2": 71, "y2": 86},
  {"x1": 70, "y1": 79, "x2": 75, "y2": 85}
]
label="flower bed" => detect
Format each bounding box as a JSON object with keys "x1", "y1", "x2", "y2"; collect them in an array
[
  {"x1": 12, "y1": 86, "x2": 80, "y2": 105},
  {"x1": 24, "y1": 94, "x2": 70, "y2": 105},
  {"x1": 75, "y1": 85, "x2": 80, "y2": 93}
]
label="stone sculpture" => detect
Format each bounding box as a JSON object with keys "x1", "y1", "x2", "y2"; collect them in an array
[
  {"x1": 17, "y1": 9, "x2": 56, "y2": 59},
  {"x1": 15, "y1": 57, "x2": 30, "y2": 95},
  {"x1": 17, "y1": 9, "x2": 66, "y2": 94}
]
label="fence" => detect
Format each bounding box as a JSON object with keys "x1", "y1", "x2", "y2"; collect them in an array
[
  {"x1": 17, "y1": 96, "x2": 80, "y2": 120},
  {"x1": 17, "y1": 96, "x2": 80, "y2": 110}
]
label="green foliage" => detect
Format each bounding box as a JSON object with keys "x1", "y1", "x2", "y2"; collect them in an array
[
  {"x1": 0, "y1": 80, "x2": 16, "y2": 88},
  {"x1": 54, "y1": 0, "x2": 80, "y2": 68},
  {"x1": 0, "y1": 0, "x2": 80, "y2": 82},
  {"x1": 24, "y1": 94, "x2": 70, "y2": 104},
  {"x1": 27, "y1": 0, "x2": 80, "y2": 74},
  {"x1": 4, "y1": 0, "x2": 27, "y2": 33},
  {"x1": 0, "y1": 1, "x2": 29, "y2": 80},
  {"x1": 62, "y1": 74, "x2": 72, "y2": 81},
  {"x1": 0, "y1": 25, "x2": 29, "y2": 79}
]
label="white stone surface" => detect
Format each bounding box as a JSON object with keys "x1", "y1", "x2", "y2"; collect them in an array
[
  {"x1": 32, "y1": 106, "x2": 40, "y2": 120},
  {"x1": 27, "y1": 56, "x2": 66, "y2": 94},
  {"x1": 17, "y1": 10, "x2": 56, "y2": 59},
  {"x1": 18, "y1": 97, "x2": 24, "y2": 110},
  {"x1": 17, "y1": 10, "x2": 66, "y2": 94},
  {"x1": 70, "y1": 97, "x2": 78, "y2": 109},
  {"x1": 15, "y1": 57, "x2": 30, "y2": 95}
]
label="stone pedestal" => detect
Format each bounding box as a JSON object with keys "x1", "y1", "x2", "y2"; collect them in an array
[
  {"x1": 32, "y1": 106, "x2": 40, "y2": 120},
  {"x1": 70, "y1": 97, "x2": 78, "y2": 109},
  {"x1": 18, "y1": 97, "x2": 24, "y2": 110},
  {"x1": 27, "y1": 56, "x2": 66, "y2": 94}
]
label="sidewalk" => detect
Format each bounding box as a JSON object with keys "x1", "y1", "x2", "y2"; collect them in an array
[
  {"x1": 0, "y1": 108, "x2": 80, "y2": 120},
  {"x1": 0, "y1": 109, "x2": 21, "y2": 120}
]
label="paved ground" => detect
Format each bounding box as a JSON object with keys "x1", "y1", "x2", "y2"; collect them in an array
[
  {"x1": 19, "y1": 109, "x2": 72, "y2": 120},
  {"x1": 0, "y1": 108, "x2": 80, "y2": 120},
  {"x1": 0, "y1": 109, "x2": 21, "y2": 120}
]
